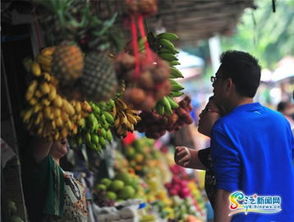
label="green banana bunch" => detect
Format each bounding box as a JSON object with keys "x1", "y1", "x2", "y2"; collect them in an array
[
  {"x1": 148, "y1": 32, "x2": 185, "y2": 115},
  {"x1": 155, "y1": 96, "x2": 179, "y2": 115},
  {"x1": 148, "y1": 32, "x2": 182, "y2": 72},
  {"x1": 70, "y1": 100, "x2": 115, "y2": 152}
]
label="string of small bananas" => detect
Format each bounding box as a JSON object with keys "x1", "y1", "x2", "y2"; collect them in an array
[
  {"x1": 70, "y1": 100, "x2": 115, "y2": 152},
  {"x1": 113, "y1": 98, "x2": 141, "y2": 137},
  {"x1": 36, "y1": 47, "x2": 55, "y2": 73},
  {"x1": 21, "y1": 48, "x2": 91, "y2": 141},
  {"x1": 23, "y1": 47, "x2": 55, "y2": 77},
  {"x1": 147, "y1": 32, "x2": 185, "y2": 115}
]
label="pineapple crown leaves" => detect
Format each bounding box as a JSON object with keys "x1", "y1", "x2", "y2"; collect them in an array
[
  {"x1": 86, "y1": 13, "x2": 124, "y2": 52},
  {"x1": 34, "y1": 0, "x2": 76, "y2": 27},
  {"x1": 34, "y1": 0, "x2": 123, "y2": 51},
  {"x1": 84, "y1": 13, "x2": 117, "y2": 51},
  {"x1": 91, "y1": 14, "x2": 117, "y2": 37},
  {"x1": 33, "y1": 0, "x2": 89, "y2": 41}
]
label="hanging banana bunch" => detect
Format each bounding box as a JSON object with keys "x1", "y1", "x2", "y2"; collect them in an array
[
  {"x1": 21, "y1": 47, "x2": 92, "y2": 141},
  {"x1": 112, "y1": 98, "x2": 141, "y2": 137},
  {"x1": 70, "y1": 100, "x2": 115, "y2": 152},
  {"x1": 147, "y1": 32, "x2": 185, "y2": 115}
]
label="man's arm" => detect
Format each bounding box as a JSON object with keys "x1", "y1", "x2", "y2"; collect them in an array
[{"x1": 214, "y1": 189, "x2": 232, "y2": 222}]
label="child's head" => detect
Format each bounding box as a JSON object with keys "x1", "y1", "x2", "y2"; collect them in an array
[{"x1": 198, "y1": 97, "x2": 221, "y2": 137}]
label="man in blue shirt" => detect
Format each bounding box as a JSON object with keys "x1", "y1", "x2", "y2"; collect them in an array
[{"x1": 211, "y1": 51, "x2": 294, "y2": 221}]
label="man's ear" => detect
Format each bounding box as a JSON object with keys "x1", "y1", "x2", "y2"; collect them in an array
[{"x1": 224, "y1": 78, "x2": 234, "y2": 94}]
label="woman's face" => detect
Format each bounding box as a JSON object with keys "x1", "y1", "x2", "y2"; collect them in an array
[
  {"x1": 50, "y1": 138, "x2": 68, "y2": 160},
  {"x1": 198, "y1": 99, "x2": 221, "y2": 137}
]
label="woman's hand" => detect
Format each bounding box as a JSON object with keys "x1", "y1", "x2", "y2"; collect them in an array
[
  {"x1": 175, "y1": 146, "x2": 206, "y2": 170},
  {"x1": 175, "y1": 146, "x2": 192, "y2": 167}
]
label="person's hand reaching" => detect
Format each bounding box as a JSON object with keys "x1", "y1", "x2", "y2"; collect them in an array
[{"x1": 175, "y1": 146, "x2": 192, "y2": 167}]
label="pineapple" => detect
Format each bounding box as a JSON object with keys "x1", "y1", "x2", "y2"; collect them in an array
[
  {"x1": 52, "y1": 43, "x2": 84, "y2": 84},
  {"x1": 81, "y1": 52, "x2": 118, "y2": 102}
]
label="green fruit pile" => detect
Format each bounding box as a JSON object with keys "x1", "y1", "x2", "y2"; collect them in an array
[
  {"x1": 122, "y1": 138, "x2": 160, "y2": 175},
  {"x1": 69, "y1": 100, "x2": 114, "y2": 152},
  {"x1": 170, "y1": 196, "x2": 200, "y2": 221},
  {"x1": 95, "y1": 172, "x2": 141, "y2": 202}
]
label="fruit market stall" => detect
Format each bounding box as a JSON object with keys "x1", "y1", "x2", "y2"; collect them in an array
[{"x1": 1, "y1": 0, "x2": 255, "y2": 221}]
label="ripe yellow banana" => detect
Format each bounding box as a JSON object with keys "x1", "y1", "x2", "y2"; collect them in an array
[
  {"x1": 55, "y1": 118, "x2": 63, "y2": 127},
  {"x1": 33, "y1": 104, "x2": 42, "y2": 113},
  {"x1": 41, "y1": 98, "x2": 50, "y2": 106},
  {"x1": 41, "y1": 47, "x2": 55, "y2": 56},
  {"x1": 44, "y1": 107, "x2": 53, "y2": 119},
  {"x1": 126, "y1": 109, "x2": 140, "y2": 115},
  {"x1": 27, "y1": 80, "x2": 38, "y2": 95},
  {"x1": 22, "y1": 109, "x2": 33, "y2": 122},
  {"x1": 112, "y1": 104, "x2": 117, "y2": 117},
  {"x1": 74, "y1": 102, "x2": 81, "y2": 112},
  {"x1": 66, "y1": 121, "x2": 73, "y2": 130},
  {"x1": 53, "y1": 95, "x2": 62, "y2": 107},
  {"x1": 51, "y1": 121, "x2": 56, "y2": 130},
  {"x1": 35, "y1": 90, "x2": 42, "y2": 98},
  {"x1": 25, "y1": 91, "x2": 34, "y2": 101},
  {"x1": 40, "y1": 82, "x2": 50, "y2": 94},
  {"x1": 37, "y1": 127, "x2": 43, "y2": 136},
  {"x1": 54, "y1": 132, "x2": 60, "y2": 141},
  {"x1": 116, "y1": 98, "x2": 128, "y2": 109},
  {"x1": 31, "y1": 62, "x2": 41, "y2": 76},
  {"x1": 36, "y1": 54, "x2": 52, "y2": 67},
  {"x1": 54, "y1": 108, "x2": 61, "y2": 118},
  {"x1": 114, "y1": 117, "x2": 121, "y2": 126},
  {"x1": 28, "y1": 98, "x2": 37, "y2": 106},
  {"x1": 121, "y1": 112, "x2": 129, "y2": 126},
  {"x1": 126, "y1": 122, "x2": 134, "y2": 131},
  {"x1": 43, "y1": 73, "x2": 52, "y2": 82},
  {"x1": 63, "y1": 100, "x2": 75, "y2": 116},
  {"x1": 35, "y1": 112, "x2": 43, "y2": 125},
  {"x1": 126, "y1": 113, "x2": 139, "y2": 124},
  {"x1": 47, "y1": 86, "x2": 56, "y2": 101}
]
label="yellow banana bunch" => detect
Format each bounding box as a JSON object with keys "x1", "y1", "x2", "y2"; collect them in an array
[
  {"x1": 21, "y1": 48, "x2": 91, "y2": 141},
  {"x1": 113, "y1": 98, "x2": 141, "y2": 137},
  {"x1": 22, "y1": 83, "x2": 90, "y2": 140}
]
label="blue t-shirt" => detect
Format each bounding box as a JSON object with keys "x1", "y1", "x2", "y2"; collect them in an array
[{"x1": 211, "y1": 103, "x2": 294, "y2": 222}]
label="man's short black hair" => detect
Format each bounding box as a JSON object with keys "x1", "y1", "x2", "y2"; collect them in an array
[{"x1": 219, "y1": 50, "x2": 261, "y2": 98}]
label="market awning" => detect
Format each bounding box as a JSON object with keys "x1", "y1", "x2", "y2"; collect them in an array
[{"x1": 147, "y1": 0, "x2": 256, "y2": 46}]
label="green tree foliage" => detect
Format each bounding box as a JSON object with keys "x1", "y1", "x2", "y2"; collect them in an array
[{"x1": 221, "y1": 0, "x2": 294, "y2": 69}]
